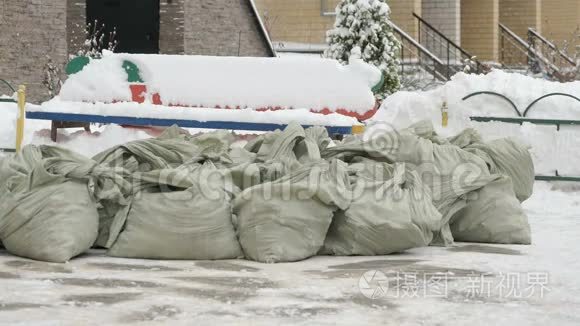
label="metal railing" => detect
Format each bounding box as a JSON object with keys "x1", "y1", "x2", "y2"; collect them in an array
[
  {"x1": 414, "y1": 13, "x2": 484, "y2": 78},
  {"x1": 528, "y1": 28, "x2": 577, "y2": 80},
  {"x1": 389, "y1": 21, "x2": 447, "y2": 81},
  {"x1": 463, "y1": 91, "x2": 580, "y2": 182},
  {"x1": 499, "y1": 23, "x2": 570, "y2": 81}
]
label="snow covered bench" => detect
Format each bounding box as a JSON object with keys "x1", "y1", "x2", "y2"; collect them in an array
[
  {"x1": 27, "y1": 101, "x2": 358, "y2": 140},
  {"x1": 30, "y1": 53, "x2": 381, "y2": 140}
]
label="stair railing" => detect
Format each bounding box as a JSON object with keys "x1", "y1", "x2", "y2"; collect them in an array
[
  {"x1": 413, "y1": 12, "x2": 484, "y2": 78},
  {"x1": 528, "y1": 28, "x2": 577, "y2": 80},
  {"x1": 499, "y1": 23, "x2": 562, "y2": 78},
  {"x1": 388, "y1": 21, "x2": 448, "y2": 81}
]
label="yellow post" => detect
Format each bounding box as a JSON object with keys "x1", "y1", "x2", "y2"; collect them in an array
[
  {"x1": 16, "y1": 85, "x2": 26, "y2": 152},
  {"x1": 352, "y1": 124, "x2": 365, "y2": 135},
  {"x1": 441, "y1": 101, "x2": 449, "y2": 128}
]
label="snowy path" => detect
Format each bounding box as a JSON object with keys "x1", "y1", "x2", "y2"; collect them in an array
[{"x1": 0, "y1": 182, "x2": 578, "y2": 325}]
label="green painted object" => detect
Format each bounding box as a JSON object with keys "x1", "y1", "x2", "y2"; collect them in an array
[
  {"x1": 122, "y1": 60, "x2": 144, "y2": 83},
  {"x1": 66, "y1": 56, "x2": 90, "y2": 75},
  {"x1": 371, "y1": 73, "x2": 385, "y2": 94}
]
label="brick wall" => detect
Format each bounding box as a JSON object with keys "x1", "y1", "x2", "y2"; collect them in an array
[
  {"x1": 461, "y1": 0, "x2": 499, "y2": 61},
  {"x1": 421, "y1": 0, "x2": 460, "y2": 43},
  {"x1": 541, "y1": 0, "x2": 580, "y2": 48},
  {"x1": 184, "y1": 0, "x2": 272, "y2": 57},
  {"x1": 159, "y1": 0, "x2": 184, "y2": 54},
  {"x1": 254, "y1": 0, "x2": 340, "y2": 44},
  {"x1": 500, "y1": 0, "x2": 541, "y2": 38},
  {"x1": 254, "y1": 0, "x2": 420, "y2": 44},
  {"x1": 389, "y1": 0, "x2": 422, "y2": 40},
  {"x1": 69, "y1": 0, "x2": 185, "y2": 55},
  {"x1": 420, "y1": 0, "x2": 460, "y2": 60},
  {"x1": 498, "y1": 0, "x2": 541, "y2": 66},
  {"x1": 67, "y1": 1, "x2": 85, "y2": 58},
  {"x1": 0, "y1": 0, "x2": 68, "y2": 103}
]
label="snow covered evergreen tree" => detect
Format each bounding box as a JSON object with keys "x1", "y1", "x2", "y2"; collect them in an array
[{"x1": 325, "y1": 0, "x2": 401, "y2": 97}]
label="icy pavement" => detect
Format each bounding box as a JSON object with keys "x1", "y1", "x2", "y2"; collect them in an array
[{"x1": 0, "y1": 182, "x2": 579, "y2": 325}]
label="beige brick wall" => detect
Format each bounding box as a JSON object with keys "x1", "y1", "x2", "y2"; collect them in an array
[
  {"x1": 498, "y1": 0, "x2": 542, "y2": 66},
  {"x1": 421, "y1": 0, "x2": 460, "y2": 44},
  {"x1": 0, "y1": 0, "x2": 68, "y2": 102},
  {"x1": 541, "y1": 0, "x2": 580, "y2": 48},
  {"x1": 420, "y1": 0, "x2": 460, "y2": 61},
  {"x1": 461, "y1": 0, "x2": 499, "y2": 61},
  {"x1": 500, "y1": 0, "x2": 542, "y2": 38},
  {"x1": 389, "y1": 0, "x2": 422, "y2": 40},
  {"x1": 254, "y1": 0, "x2": 339, "y2": 44},
  {"x1": 254, "y1": 0, "x2": 419, "y2": 44}
]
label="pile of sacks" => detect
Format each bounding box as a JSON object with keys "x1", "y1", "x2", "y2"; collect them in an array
[{"x1": 0, "y1": 121, "x2": 533, "y2": 263}]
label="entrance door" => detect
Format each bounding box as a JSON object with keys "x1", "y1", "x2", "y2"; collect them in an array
[{"x1": 86, "y1": 0, "x2": 160, "y2": 54}]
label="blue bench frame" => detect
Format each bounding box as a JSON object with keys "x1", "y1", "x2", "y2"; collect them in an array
[{"x1": 26, "y1": 111, "x2": 354, "y2": 137}]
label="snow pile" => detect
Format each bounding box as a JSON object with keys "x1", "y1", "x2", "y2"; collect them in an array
[
  {"x1": 30, "y1": 124, "x2": 153, "y2": 158},
  {"x1": 59, "y1": 52, "x2": 381, "y2": 114},
  {"x1": 36, "y1": 98, "x2": 358, "y2": 126},
  {"x1": 370, "y1": 70, "x2": 580, "y2": 175},
  {"x1": 372, "y1": 70, "x2": 580, "y2": 132},
  {"x1": 0, "y1": 101, "x2": 17, "y2": 150},
  {"x1": 59, "y1": 55, "x2": 131, "y2": 103}
]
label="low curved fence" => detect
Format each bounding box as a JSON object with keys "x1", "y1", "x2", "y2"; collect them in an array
[{"x1": 463, "y1": 91, "x2": 580, "y2": 182}]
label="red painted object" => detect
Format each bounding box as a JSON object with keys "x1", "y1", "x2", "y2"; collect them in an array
[
  {"x1": 129, "y1": 84, "x2": 147, "y2": 103},
  {"x1": 127, "y1": 84, "x2": 378, "y2": 122},
  {"x1": 129, "y1": 84, "x2": 161, "y2": 105}
]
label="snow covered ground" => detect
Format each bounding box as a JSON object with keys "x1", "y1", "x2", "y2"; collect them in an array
[{"x1": 0, "y1": 181, "x2": 578, "y2": 325}]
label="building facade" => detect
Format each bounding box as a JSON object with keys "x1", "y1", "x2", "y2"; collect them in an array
[
  {"x1": 0, "y1": 0, "x2": 274, "y2": 102},
  {"x1": 255, "y1": 0, "x2": 580, "y2": 62}
]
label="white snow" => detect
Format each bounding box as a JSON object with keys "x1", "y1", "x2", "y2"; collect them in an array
[
  {"x1": 29, "y1": 124, "x2": 153, "y2": 158},
  {"x1": 59, "y1": 52, "x2": 381, "y2": 114},
  {"x1": 0, "y1": 101, "x2": 18, "y2": 150},
  {"x1": 59, "y1": 54, "x2": 131, "y2": 103},
  {"x1": 369, "y1": 70, "x2": 580, "y2": 175}
]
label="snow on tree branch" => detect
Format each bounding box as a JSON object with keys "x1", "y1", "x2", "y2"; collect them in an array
[{"x1": 325, "y1": 0, "x2": 401, "y2": 98}]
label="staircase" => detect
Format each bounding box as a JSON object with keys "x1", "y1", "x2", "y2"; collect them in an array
[
  {"x1": 499, "y1": 23, "x2": 577, "y2": 81},
  {"x1": 528, "y1": 28, "x2": 577, "y2": 81},
  {"x1": 389, "y1": 21, "x2": 448, "y2": 82},
  {"x1": 389, "y1": 13, "x2": 486, "y2": 83},
  {"x1": 414, "y1": 13, "x2": 485, "y2": 77}
]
